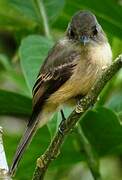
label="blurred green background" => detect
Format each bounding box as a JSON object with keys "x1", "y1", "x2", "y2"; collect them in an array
[{"x1": 0, "y1": 0, "x2": 122, "y2": 179}]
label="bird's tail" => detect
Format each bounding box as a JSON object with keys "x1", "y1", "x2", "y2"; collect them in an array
[{"x1": 9, "y1": 113, "x2": 39, "y2": 177}]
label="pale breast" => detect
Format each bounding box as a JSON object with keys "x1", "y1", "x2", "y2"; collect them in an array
[
  {"x1": 71, "y1": 41, "x2": 112, "y2": 95},
  {"x1": 47, "y1": 42, "x2": 112, "y2": 107}
]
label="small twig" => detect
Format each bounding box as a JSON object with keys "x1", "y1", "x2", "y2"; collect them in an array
[
  {"x1": 34, "y1": 0, "x2": 51, "y2": 38},
  {"x1": 76, "y1": 124, "x2": 101, "y2": 180},
  {"x1": 32, "y1": 55, "x2": 122, "y2": 180},
  {"x1": 0, "y1": 127, "x2": 12, "y2": 179}
]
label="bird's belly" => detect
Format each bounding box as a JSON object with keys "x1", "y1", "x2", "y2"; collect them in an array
[{"x1": 47, "y1": 62, "x2": 100, "y2": 107}]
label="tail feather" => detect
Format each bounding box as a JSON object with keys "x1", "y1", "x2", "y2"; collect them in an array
[{"x1": 9, "y1": 115, "x2": 39, "y2": 176}]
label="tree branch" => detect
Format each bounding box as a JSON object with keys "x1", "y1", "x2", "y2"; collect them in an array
[
  {"x1": 32, "y1": 55, "x2": 122, "y2": 180},
  {"x1": 0, "y1": 127, "x2": 12, "y2": 179}
]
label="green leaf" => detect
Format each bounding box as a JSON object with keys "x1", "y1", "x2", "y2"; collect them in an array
[
  {"x1": 105, "y1": 92, "x2": 122, "y2": 113},
  {"x1": 0, "y1": 0, "x2": 65, "y2": 31},
  {"x1": 0, "y1": 54, "x2": 29, "y2": 96},
  {"x1": 112, "y1": 37, "x2": 122, "y2": 59},
  {"x1": 42, "y1": 0, "x2": 65, "y2": 24},
  {"x1": 0, "y1": 90, "x2": 32, "y2": 116},
  {"x1": 81, "y1": 107, "x2": 122, "y2": 156},
  {"x1": 10, "y1": 0, "x2": 65, "y2": 24},
  {"x1": 9, "y1": 0, "x2": 39, "y2": 22},
  {"x1": 54, "y1": 0, "x2": 122, "y2": 39},
  {"x1": 4, "y1": 70, "x2": 30, "y2": 96},
  {"x1": 0, "y1": 54, "x2": 11, "y2": 70},
  {"x1": 118, "y1": 111, "x2": 122, "y2": 122},
  {"x1": 0, "y1": 0, "x2": 36, "y2": 30},
  {"x1": 47, "y1": 112, "x2": 59, "y2": 139},
  {"x1": 20, "y1": 35, "x2": 53, "y2": 91}
]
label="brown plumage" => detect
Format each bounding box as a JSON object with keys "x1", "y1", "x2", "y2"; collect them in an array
[{"x1": 9, "y1": 10, "x2": 112, "y2": 176}]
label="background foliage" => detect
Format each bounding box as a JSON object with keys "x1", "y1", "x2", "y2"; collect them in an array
[{"x1": 0, "y1": 0, "x2": 122, "y2": 179}]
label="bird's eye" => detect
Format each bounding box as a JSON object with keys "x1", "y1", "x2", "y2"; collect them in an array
[
  {"x1": 70, "y1": 29, "x2": 75, "y2": 37},
  {"x1": 69, "y1": 28, "x2": 75, "y2": 39},
  {"x1": 93, "y1": 26, "x2": 98, "y2": 36}
]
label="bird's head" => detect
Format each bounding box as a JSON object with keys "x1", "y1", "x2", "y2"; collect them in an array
[{"x1": 67, "y1": 10, "x2": 107, "y2": 45}]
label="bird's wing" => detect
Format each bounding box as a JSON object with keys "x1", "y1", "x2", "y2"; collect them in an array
[{"x1": 29, "y1": 40, "x2": 81, "y2": 125}]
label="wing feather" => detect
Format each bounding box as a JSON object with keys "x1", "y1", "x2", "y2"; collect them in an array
[{"x1": 29, "y1": 39, "x2": 80, "y2": 125}]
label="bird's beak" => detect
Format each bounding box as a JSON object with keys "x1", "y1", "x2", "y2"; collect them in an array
[{"x1": 80, "y1": 35, "x2": 90, "y2": 45}]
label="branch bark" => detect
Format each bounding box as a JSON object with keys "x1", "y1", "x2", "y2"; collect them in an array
[
  {"x1": 0, "y1": 127, "x2": 12, "y2": 179},
  {"x1": 32, "y1": 55, "x2": 122, "y2": 180}
]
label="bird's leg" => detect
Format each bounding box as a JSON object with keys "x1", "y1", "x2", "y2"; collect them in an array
[
  {"x1": 59, "y1": 109, "x2": 66, "y2": 135},
  {"x1": 60, "y1": 109, "x2": 66, "y2": 121}
]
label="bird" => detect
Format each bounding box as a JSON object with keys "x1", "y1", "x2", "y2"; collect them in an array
[{"x1": 9, "y1": 10, "x2": 112, "y2": 176}]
